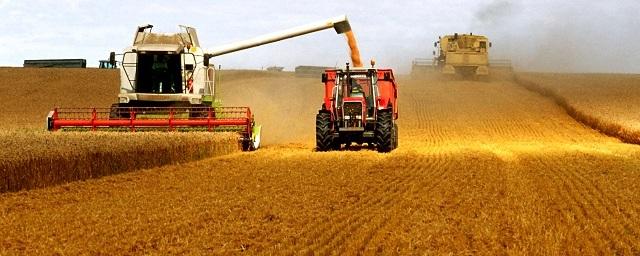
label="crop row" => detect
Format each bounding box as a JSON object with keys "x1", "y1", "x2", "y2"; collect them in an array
[
  {"x1": 514, "y1": 73, "x2": 640, "y2": 144},
  {"x1": 0, "y1": 131, "x2": 239, "y2": 193}
]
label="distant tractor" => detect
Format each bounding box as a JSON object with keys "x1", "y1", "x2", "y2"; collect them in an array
[
  {"x1": 98, "y1": 54, "x2": 117, "y2": 69},
  {"x1": 316, "y1": 63, "x2": 398, "y2": 152}
]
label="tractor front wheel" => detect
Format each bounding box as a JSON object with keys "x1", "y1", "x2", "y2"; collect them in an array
[
  {"x1": 375, "y1": 110, "x2": 394, "y2": 153},
  {"x1": 316, "y1": 112, "x2": 334, "y2": 151}
]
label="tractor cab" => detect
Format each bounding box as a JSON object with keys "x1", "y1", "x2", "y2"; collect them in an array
[
  {"x1": 340, "y1": 70, "x2": 377, "y2": 118},
  {"x1": 331, "y1": 66, "x2": 379, "y2": 129}
]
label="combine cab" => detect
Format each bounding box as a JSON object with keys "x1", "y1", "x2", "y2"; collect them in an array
[
  {"x1": 47, "y1": 16, "x2": 353, "y2": 151},
  {"x1": 316, "y1": 63, "x2": 398, "y2": 152}
]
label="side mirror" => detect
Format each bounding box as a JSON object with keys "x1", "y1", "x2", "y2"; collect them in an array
[
  {"x1": 321, "y1": 73, "x2": 328, "y2": 83},
  {"x1": 489, "y1": 42, "x2": 493, "y2": 47},
  {"x1": 434, "y1": 42, "x2": 437, "y2": 47},
  {"x1": 109, "y1": 52, "x2": 116, "y2": 67}
]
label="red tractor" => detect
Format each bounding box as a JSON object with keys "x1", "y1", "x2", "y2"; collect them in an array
[{"x1": 316, "y1": 64, "x2": 398, "y2": 152}]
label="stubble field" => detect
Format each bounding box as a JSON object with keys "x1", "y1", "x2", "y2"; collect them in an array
[{"x1": 1, "y1": 68, "x2": 640, "y2": 254}]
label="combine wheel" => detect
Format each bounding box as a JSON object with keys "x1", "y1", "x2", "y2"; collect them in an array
[
  {"x1": 375, "y1": 110, "x2": 393, "y2": 153},
  {"x1": 242, "y1": 139, "x2": 253, "y2": 151},
  {"x1": 109, "y1": 103, "x2": 129, "y2": 119},
  {"x1": 189, "y1": 104, "x2": 209, "y2": 119},
  {"x1": 241, "y1": 125, "x2": 262, "y2": 151},
  {"x1": 316, "y1": 111, "x2": 334, "y2": 151}
]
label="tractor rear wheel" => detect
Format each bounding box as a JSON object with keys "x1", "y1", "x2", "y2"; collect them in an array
[
  {"x1": 316, "y1": 112, "x2": 334, "y2": 151},
  {"x1": 375, "y1": 110, "x2": 393, "y2": 153}
]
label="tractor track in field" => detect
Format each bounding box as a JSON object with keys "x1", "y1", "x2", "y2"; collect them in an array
[
  {"x1": 342, "y1": 155, "x2": 451, "y2": 254},
  {"x1": 287, "y1": 155, "x2": 451, "y2": 253},
  {"x1": 526, "y1": 155, "x2": 640, "y2": 253},
  {"x1": 557, "y1": 160, "x2": 639, "y2": 250}
]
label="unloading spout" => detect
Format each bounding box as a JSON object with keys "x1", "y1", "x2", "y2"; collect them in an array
[{"x1": 206, "y1": 15, "x2": 351, "y2": 58}]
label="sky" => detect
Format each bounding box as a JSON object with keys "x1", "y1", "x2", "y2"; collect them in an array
[{"x1": 0, "y1": 0, "x2": 638, "y2": 73}]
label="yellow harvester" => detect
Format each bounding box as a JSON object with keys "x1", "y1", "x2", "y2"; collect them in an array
[{"x1": 435, "y1": 33, "x2": 490, "y2": 76}]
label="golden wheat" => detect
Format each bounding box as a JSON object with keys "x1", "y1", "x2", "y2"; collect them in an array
[
  {"x1": 515, "y1": 73, "x2": 640, "y2": 144},
  {"x1": 1, "y1": 70, "x2": 640, "y2": 254},
  {"x1": 0, "y1": 131, "x2": 239, "y2": 192}
]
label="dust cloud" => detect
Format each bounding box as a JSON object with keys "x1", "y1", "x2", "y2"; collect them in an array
[{"x1": 471, "y1": 0, "x2": 640, "y2": 73}]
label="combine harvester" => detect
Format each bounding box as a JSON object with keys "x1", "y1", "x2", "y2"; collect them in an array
[
  {"x1": 316, "y1": 62, "x2": 399, "y2": 153},
  {"x1": 412, "y1": 33, "x2": 511, "y2": 77},
  {"x1": 47, "y1": 16, "x2": 353, "y2": 151}
]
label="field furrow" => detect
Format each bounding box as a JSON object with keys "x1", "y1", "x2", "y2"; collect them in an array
[{"x1": 343, "y1": 156, "x2": 451, "y2": 254}]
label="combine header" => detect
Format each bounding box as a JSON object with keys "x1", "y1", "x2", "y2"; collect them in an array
[{"x1": 47, "y1": 16, "x2": 353, "y2": 151}]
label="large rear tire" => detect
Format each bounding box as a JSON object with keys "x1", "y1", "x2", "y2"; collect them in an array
[
  {"x1": 316, "y1": 112, "x2": 334, "y2": 151},
  {"x1": 375, "y1": 110, "x2": 393, "y2": 153}
]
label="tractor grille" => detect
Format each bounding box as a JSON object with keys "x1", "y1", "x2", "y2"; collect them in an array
[{"x1": 343, "y1": 102, "x2": 363, "y2": 127}]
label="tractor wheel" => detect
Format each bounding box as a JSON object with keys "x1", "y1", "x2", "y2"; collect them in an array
[
  {"x1": 316, "y1": 112, "x2": 334, "y2": 151},
  {"x1": 375, "y1": 110, "x2": 393, "y2": 153}
]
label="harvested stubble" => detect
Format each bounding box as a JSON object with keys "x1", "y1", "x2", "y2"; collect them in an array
[
  {"x1": 0, "y1": 131, "x2": 239, "y2": 193},
  {"x1": 2, "y1": 71, "x2": 640, "y2": 254},
  {"x1": 515, "y1": 73, "x2": 640, "y2": 144}
]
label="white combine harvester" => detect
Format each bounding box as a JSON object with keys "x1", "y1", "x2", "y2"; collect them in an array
[{"x1": 47, "y1": 16, "x2": 352, "y2": 151}]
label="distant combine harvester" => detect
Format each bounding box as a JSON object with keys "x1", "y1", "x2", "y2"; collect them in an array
[{"x1": 23, "y1": 59, "x2": 87, "y2": 68}]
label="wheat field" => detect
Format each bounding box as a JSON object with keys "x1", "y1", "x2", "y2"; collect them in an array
[
  {"x1": 1, "y1": 70, "x2": 640, "y2": 254},
  {"x1": 0, "y1": 131, "x2": 239, "y2": 193},
  {"x1": 0, "y1": 68, "x2": 241, "y2": 192},
  {"x1": 515, "y1": 73, "x2": 640, "y2": 144}
]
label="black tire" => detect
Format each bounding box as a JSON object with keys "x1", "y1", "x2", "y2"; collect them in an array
[
  {"x1": 109, "y1": 103, "x2": 129, "y2": 119},
  {"x1": 393, "y1": 123, "x2": 398, "y2": 149},
  {"x1": 375, "y1": 110, "x2": 393, "y2": 153},
  {"x1": 109, "y1": 103, "x2": 119, "y2": 119},
  {"x1": 189, "y1": 104, "x2": 210, "y2": 119},
  {"x1": 316, "y1": 111, "x2": 334, "y2": 151},
  {"x1": 241, "y1": 138, "x2": 253, "y2": 151}
]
